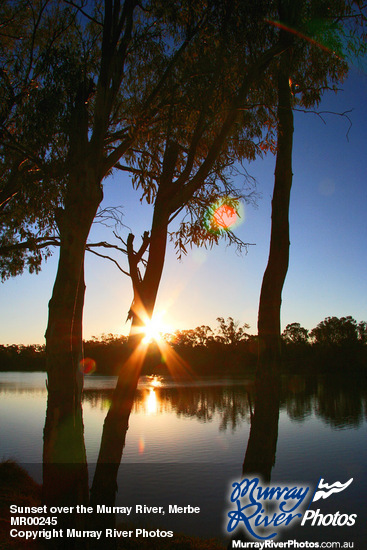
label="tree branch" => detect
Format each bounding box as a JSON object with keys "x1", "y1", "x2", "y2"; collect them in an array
[
  {"x1": 169, "y1": 40, "x2": 285, "y2": 212},
  {"x1": 0, "y1": 237, "x2": 60, "y2": 255},
  {"x1": 294, "y1": 108, "x2": 353, "y2": 140},
  {"x1": 103, "y1": 12, "x2": 209, "y2": 175},
  {"x1": 86, "y1": 241, "x2": 127, "y2": 255},
  {"x1": 86, "y1": 248, "x2": 130, "y2": 277},
  {"x1": 63, "y1": 0, "x2": 103, "y2": 26}
]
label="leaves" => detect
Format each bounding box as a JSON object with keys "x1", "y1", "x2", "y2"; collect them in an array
[
  {"x1": 1, "y1": 0, "x2": 365, "y2": 280},
  {"x1": 310, "y1": 315, "x2": 363, "y2": 346}
]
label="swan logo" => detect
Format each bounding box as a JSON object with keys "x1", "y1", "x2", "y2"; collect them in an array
[{"x1": 311, "y1": 478, "x2": 353, "y2": 502}]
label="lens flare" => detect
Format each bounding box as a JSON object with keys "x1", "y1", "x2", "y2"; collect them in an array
[
  {"x1": 79, "y1": 357, "x2": 96, "y2": 375},
  {"x1": 204, "y1": 197, "x2": 243, "y2": 235},
  {"x1": 265, "y1": 18, "x2": 343, "y2": 57},
  {"x1": 213, "y1": 203, "x2": 237, "y2": 229}
]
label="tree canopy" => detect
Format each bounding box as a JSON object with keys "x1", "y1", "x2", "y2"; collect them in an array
[
  {"x1": 282, "y1": 322, "x2": 309, "y2": 344},
  {"x1": 3, "y1": 0, "x2": 364, "y2": 281},
  {"x1": 0, "y1": 0, "x2": 215, "y2": 278},
  {"x1": 310, "y1": 315, "x2": 366, "y2": 347}
]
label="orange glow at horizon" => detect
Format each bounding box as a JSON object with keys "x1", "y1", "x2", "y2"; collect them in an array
[
  {"x1": 118, "y1": 299, "x2": 195, "y2": 386},
  {"x1": 142, "y1": 318, "x2": 163, "y2": 344}
]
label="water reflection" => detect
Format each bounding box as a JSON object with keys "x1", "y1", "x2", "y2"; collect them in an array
[
  {"x1": 146, "y1": 388, "x2": 158, "y2": 415},
  {"x1": 1, "y1": 372, "x2": 367, "y2": 543},
  {"x1": 315, "y1": 378, "x2": 366, "y2": 429},
  {"x1": 1, "y1": 374, "x2": 366, "y2": 431},
  {"x1": 242, "y1": 372, "x2": 280, "y2": 481},
  {"x1": 78, "y1": 375, "x2": 367, "y2": 431}
]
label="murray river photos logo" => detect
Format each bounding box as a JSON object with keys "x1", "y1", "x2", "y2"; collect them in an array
[{"x1": 226, "y1": 477, "x2": 355, "y2": 540}]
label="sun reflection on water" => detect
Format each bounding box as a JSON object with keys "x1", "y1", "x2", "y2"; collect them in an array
[
  {"x1": 138, "y1": 436, "x2": 145, "y2": 454},
  {"x1": 146, "y1": 387, "x2": 158, "y2": 415},
  {"x1": 150, "y1": 376, "x2": 162, "y2": 388}
]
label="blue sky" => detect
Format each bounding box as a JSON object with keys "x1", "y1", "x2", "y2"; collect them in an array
[{"x1": 1, "y1": 67, "x2": 366, "y2": 345}]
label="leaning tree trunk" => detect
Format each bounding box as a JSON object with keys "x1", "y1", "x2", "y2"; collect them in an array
[
  {"x1": 238, "y1": 49, "x2": 292, "y2": 513},
  {"x1": 257, "y1": 50, "x2": 293, "y2": 372},
  {"x1": 89, "y1": 206, "x2": 170, "y2": 546},
  {"x1": 43, "y1": 168, "x2": 102, "y2": 547}
]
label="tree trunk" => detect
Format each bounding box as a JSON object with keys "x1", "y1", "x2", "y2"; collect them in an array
[
  {"x1": 257, "y1": 50, "x2": 293, "y2": 372},
  {"x1": 89, "y1": 207, "x2": 170, "y2": 544},
  {"x1": 231, "y1": 41, "x2": 293, "y2": 550},
  {"x1": 43, "y1": 169, "x2": 102, "y2": 547}
]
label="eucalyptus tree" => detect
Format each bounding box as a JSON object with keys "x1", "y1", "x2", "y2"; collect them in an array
[
  {"x1": 1, "y1": 0, "x2": 220, "y2": 527},
  {"x1": 89, "y1": 1, "x2": 292, "y2": 526},
  {"x1": 310, "y1": 316, "x2": 362, "y2": 347},
  {"x1": 0, "y1": 1, "x2": 74, "y2": 278},
  {"x1": 256, "y1": 0, "x2": 366, "y2": 369},
  {"x1": 0, "y1": 1, "x2": 287, "y2": 534},
  {"x1": 242, "y1": 0, "x2": 366, "y2": 504},
  {"x1": 282, "y1": 322, "x2": 309, "y2": 344}
]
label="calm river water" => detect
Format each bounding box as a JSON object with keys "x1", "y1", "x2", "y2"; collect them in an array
[{"x1": 1, "y1": 371, "x2": 366, "y2": 544}]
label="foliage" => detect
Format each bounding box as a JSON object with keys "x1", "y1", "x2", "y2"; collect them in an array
[
  {"x1": 168, "y1": 317, "x2": 250, "y2": 348},
  {"x1": 167, "y1": 325, "x2": 214, "y2": 348},
  {"x1": 0, "y1": 0, "x2": 74, "y2": 279},
  {"x1": 0, "y1": 343, "x2": 45, "y2": 371},
  {"x1": 357, "y1": 321, "x2": 367, "y2": 344},
  {"x1": 2, "y1": 0, "x2": 363, "y2": 281},
  {"x1": 282, "y1": 322, "x2": 309, "y2": 344},
  {"x1": 216, "y1": 316, "x2": 250, "y2": 346},
  {"x1": 1, "y1": 0, "x2": 218, "y2": 278},
  {"x1": 309, "y1": 315, "x2": 363, "y2": 347}
]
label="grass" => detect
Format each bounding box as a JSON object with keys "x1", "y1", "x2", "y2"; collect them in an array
[{"x1": 0, "y1": 460, "x2": 42, "y2": 549}]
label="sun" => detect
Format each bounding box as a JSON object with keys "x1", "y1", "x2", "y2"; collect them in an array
[
  {"x1": 142, "y1": 319, "x2": 162, "y2": 344},
  {"x1": 141, "y1": 314, "x2": 170, "y2": 345}
]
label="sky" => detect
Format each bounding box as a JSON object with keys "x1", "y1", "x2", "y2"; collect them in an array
[{"x1": 1, "y1": 67, "x2": 366, "y2": 345}]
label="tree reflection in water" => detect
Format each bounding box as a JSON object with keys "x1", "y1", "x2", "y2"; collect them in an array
[
  {"x1": 12, "y1": 373, "x2": 361, "y2": 548},
  {"x1": 242, "y1": 372, "x2": 280, "y2": 481},
  {"x1": 80, "y1": 374, "x2": 367, "y2": 547},
  {"x1": 81, "y1": 375, "x2": 367, "y2": 431}
]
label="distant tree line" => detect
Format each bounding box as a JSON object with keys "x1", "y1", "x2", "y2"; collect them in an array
[
  {"x1": 1, "y1": 315, "x2": 366, "y2": 374},
  {"x1": 0, "y1": 344, "x2": 46, "y2": 371}
]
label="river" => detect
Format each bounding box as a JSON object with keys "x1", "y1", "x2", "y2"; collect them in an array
[{"x1": 1, "y1": 371, "x2": 366, "y2": 544}]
